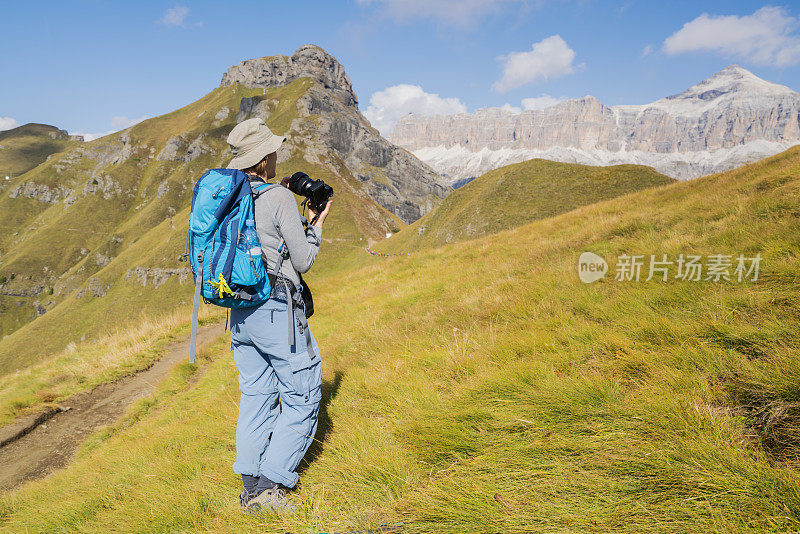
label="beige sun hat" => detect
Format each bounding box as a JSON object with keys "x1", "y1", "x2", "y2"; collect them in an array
[{"x1": 226, "y1": 118, "x2": 286, "y2": 170}]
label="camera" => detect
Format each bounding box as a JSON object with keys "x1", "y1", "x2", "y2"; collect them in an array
[{"x1": 286, "y1": 172, "x2": 333, "y2": 214}]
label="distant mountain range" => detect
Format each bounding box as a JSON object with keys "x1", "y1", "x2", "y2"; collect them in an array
[{"x1": 391, "y1": 65, "x2": 800, "y2": 184}]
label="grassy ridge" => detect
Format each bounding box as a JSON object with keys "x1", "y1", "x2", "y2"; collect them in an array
[
  {"x1": 0, "y1": 124, "x2": 79, "y2": 335},
  {"x1": 0, "y1": 79, "x2": 399, "y2": 373},
  {"x1": 379, "y1": 159, "x2": 674, "y2": 251},
  {"x1": 0, "y1": 123, "x2": 76, "y2": 179},
  {"x1": 1, "y1": 147, "x2": 798, "y2": 532}
]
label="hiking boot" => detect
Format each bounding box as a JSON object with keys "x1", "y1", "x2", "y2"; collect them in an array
[
  {"x1": 245, "y1": 487, "x2": 298, "y2": 513},
  {"x1": 239, "y1": 489, "x2": 253, "y2": 508}
]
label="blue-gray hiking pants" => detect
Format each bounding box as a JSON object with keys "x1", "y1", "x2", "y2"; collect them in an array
[{"x1": 230, "y1": 297, "x2": 322, "y2": 488}]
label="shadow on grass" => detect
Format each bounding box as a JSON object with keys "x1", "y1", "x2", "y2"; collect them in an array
[{"x1": 298, "y1": 370, "x2": 343, "y2": 475}]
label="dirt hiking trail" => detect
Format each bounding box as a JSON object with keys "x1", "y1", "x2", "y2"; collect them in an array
[{"x1": 0, "y1": 322, "x2": 225, "y2": 492}]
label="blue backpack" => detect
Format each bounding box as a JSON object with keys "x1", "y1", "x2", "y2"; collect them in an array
[{"x1": 186, "y1": 168, "x2": 278, "y2": 362}]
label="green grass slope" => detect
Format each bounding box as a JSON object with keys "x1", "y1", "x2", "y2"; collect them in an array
[
  {"x1": 379, "y1": 159, "x2": 674, "y2": 252},
  {"x1": 0, "y1": 123, "x2": 76, "y2": 179},
  {"x1": 0, "y1": 78, "x2": 401, "y2": 374},
  {"x1": 0, "y1": 122, "x2": 79, "y2": 337},
  {"x1": 2, "y1": 147, "x2": 798, "y2": 532}
]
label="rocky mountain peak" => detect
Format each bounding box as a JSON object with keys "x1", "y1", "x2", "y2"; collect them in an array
[
  {"x1": 227, "y1": 46, "x2": 449, "y2": 223},
  {"x1": 660, "y1": 64, "x2": 797, "y2": 109},
  {"x1": 716, "y1": 64, "x2": 754, "y2": 78},
  {"x1": 220, "y1": 44, "x2": 358, "y2": 109},
  {"x1": 706, "y1": 64, "x2": 786, "y2": 89}
]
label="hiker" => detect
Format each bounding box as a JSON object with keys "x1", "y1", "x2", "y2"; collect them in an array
[{"x1": 226, "y1": 118, "x2": 331, "y2": 512}]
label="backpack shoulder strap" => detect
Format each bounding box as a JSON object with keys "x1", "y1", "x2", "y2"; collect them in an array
[
  {"x1": 252, "y1": 182, "x2": 282, "y2": 198},
  {"x1": 251, "y1": 183, "x2": 284, "y2": 241},
  {"x1": 250, "y1": 182, "x2": 300, "y2": 353}
]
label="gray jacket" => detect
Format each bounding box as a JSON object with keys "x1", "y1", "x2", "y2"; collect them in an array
[{"x1": 253, "y1": 184, "x2": 322, "y2": 287}]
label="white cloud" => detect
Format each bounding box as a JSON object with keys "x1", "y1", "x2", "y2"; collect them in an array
[
  {"x1": 0, "y1": 117, "x2": 20, "y2": 131},
  {"x1": 364, "y1": 84, "x2": 466, "y2": 136},
  {"x1": 641, "y1": 44, "x2": 654, "y2": 58},
  {"x1": 498, "y1": 103, "x2": 522, "y2": 113},
  {"x1": 492, "y1": 35, "x2": 578, "y2": 93},
  {"x1": 356, "y1": 0, "x2": 523, "y2": 26},
  {"x1": 663, "y1": 6, "x2": 800, "y2": 67},
  {"x1": 521, "y1": 94, "x2": 564, "y2": 110},
  {"x1": 71, "y1": 115, "x2": 149, "y2": 142},
  {"x1": 160, "y1": 6, "x2": 190, "y2": 26},
  {"x1": 110, "y1": 115, "x2": 148, "y2": 129},
  {"x1": 486, "y1": 96, "x2": 564, "y2": 113}
]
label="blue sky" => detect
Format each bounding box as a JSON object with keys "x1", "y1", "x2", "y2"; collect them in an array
[{"x1": 1, "y1": 1, "x2": 799, "y2": 138}]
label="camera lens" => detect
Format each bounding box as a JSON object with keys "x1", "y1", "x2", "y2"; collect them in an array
[
  {"x1": 286, "y1": 172, "x2": 333, "y2": 213},
  {"x1": 287, "y1": 172, "x2": 312, "y2": 197}
]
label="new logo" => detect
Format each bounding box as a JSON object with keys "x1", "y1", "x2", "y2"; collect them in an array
[{"x1": 578, "y1": 252, "x2": 608, "y2": 283}]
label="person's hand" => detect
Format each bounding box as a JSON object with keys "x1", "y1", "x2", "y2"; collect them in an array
[{"x1": 309, "y1": 199, "x2": 332, "y2": 228}]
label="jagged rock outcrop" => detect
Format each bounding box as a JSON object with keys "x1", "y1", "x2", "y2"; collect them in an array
[
  {"x1": 156, "y1": 134, "x2": 210, "y2": 163},
  {"x1": 75, "y1": 277, "x2": 111, "y2": 299},
  {"x1": 125, "y1": 267, "x2": 191, "y2": 288},
  {"x1": 8, "y1": 182, "x2": 73, "y2": 204},
  {"x1": 47, "y1": 128, "x2": 69, "y2": 140},
  {"x1": 81, "y1": 174, "x2": 122, "y2": 199},
  {"x1": 213, "y1": 107, "x2": 230, "y2": 122},
  {"x1": 392, "y1": 65, "x2": 800, "y2": 182},
  {"x1": 95, "y1": 253, "x2": 112, "y2": 267},
  {"x1": 236, "y1": 98, "x2": 275, "y2": 123},
  {"x1": 85, "y1": 133, "x2": 136, "y2": 168},
  {"x1": 0, "y1": 284, "x2": 46, "y2": 298},
  {"x1": 286, "y1": 85, "x2": 448, "y2": 222},
  {"x1": 221, "y1": 44, "x2": 358, "y2": 109}
]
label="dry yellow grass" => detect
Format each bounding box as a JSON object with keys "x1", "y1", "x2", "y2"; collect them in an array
[
  {"x1": 1, "y1": 148, "x2": 799, "y2": 532},
  {"x1": 0, "y1": 304, "x2": 223, "y2": 426}
]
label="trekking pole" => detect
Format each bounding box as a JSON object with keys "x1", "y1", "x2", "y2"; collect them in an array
[{"x1": 189, "y1": 251, "x2": 204, "y2": 363}]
